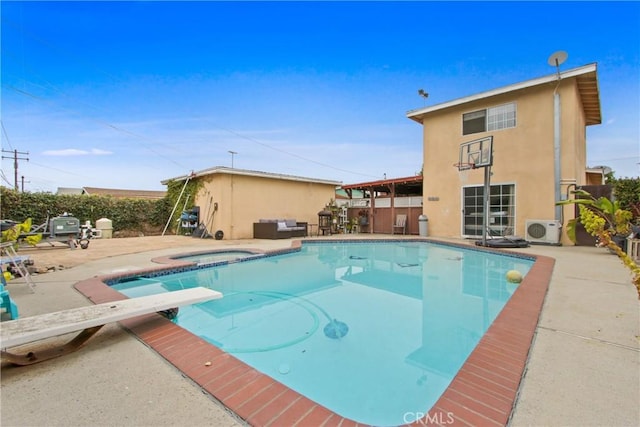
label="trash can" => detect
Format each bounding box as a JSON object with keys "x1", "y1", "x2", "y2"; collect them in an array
[{"x1": 418, "y1": 214, "x2": 428, "y2": 237}]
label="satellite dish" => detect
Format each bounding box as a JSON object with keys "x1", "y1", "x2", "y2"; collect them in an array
[{"x1": 547, "y1": 51, "x2": 568, "y2": 67}]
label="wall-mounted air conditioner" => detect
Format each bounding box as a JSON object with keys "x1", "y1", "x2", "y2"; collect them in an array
[{"x1": 525, "y1": 220, "x2": 562, "y2": 245}]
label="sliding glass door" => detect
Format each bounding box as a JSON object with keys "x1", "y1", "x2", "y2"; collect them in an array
[{"x1": 462, "y1": 184, "x2": 515, "y2": 238}]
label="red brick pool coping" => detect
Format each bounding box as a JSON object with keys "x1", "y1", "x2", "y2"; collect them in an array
[{"x1": 74, "y1": 240, "x2": 554, "y2": 426}]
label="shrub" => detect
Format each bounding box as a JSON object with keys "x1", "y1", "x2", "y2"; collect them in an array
[{"x1": 0, "y1": 187, "x2": 173, "y2": 235}]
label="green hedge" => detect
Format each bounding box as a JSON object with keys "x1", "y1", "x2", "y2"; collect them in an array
[{"x1": 0, "y1": 187, "x2": 174, "y2": 235}]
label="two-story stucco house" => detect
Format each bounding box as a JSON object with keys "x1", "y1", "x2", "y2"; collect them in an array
[{"x1": 406, "y1": 63, "x2": 601, "y2": 245}]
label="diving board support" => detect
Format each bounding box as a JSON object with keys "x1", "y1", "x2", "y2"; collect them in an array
[{"x1": 0, "y1": 287, "x2": 222, "y2": 365}]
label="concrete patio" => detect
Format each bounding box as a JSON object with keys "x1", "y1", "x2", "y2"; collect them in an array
[{"x1": 1, "y1": 236, "x2": 638, "y2": 426}]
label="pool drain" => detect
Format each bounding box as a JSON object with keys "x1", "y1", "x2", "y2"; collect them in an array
[{"x1": 323, "y1": 319, "x2": 349, "y2": 339}]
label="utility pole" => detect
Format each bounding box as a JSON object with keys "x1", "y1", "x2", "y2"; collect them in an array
[
  {"x1": 1, "y1": 149, "x2": 29, "y2": 191},
  {"x1": 21, "y1": 175, "x2": 30, "y2": 192}
]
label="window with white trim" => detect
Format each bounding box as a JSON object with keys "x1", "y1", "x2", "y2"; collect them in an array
[{"x1": 463, "y1": 102, "x2": 516, "y2": 135}]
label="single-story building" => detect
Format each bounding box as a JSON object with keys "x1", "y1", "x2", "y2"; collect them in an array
[{"x1": 162, "y1": 167, "x2": 341, "y2": 239}]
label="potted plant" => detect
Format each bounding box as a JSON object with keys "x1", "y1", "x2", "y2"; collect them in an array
[{"x1": 557, "y1": 189, "x2": 639, "y2": 298}]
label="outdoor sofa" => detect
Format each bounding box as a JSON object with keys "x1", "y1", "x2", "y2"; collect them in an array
[{"x1": 253, "y1": 219, "x2": 308, "y2": 239}]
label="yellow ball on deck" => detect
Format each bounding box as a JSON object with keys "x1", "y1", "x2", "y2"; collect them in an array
[
  {"x1": 3, "y1": 271, "x2": 12, "y2": 282},
  {"x1": 506, "y1": 270, "x2": 523, "y2": 284}
]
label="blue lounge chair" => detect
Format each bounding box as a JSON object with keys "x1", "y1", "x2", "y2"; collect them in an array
[{"x1": 0, "y1": 276, "x2": 19, "y2": 320}]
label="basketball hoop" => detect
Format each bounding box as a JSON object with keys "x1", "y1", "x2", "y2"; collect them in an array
[
  {"x1": 453, "y1": 162, "x2": 475, "y2": 184},
  {"x1": 453, "y1": 162, "x2": 475, "y2": 171}
]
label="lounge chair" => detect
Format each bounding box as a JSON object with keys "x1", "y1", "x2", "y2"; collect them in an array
[
  {"x1": 0, "y1": 280, "x2": 19, "y2": 321},
  {"x1": 393, "y1": 214, "x2": 407, "y2": 235}
]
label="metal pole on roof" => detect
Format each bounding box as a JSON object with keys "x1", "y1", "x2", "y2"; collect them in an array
[{"x1": 228, "y1": 150, "x2": 237, "y2": 168}]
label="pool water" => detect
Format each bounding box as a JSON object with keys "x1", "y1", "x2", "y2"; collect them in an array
[{"x1": 112, "y1": 241, "x2": 533, "y2": 426}]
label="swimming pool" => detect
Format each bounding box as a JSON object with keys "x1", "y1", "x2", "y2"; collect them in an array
[{"x1": 111, "y1": 240, "x2": 533, "y2": 426}]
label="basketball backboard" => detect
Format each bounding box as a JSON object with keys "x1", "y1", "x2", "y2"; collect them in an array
[{"x1": 457, "y1": 136, "x2": 493, "y2": 170}]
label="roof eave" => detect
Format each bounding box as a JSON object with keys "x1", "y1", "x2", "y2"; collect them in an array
[
  {"x1": 341, "y1": 175, "x2": 422, "y2": 190},
  {"x1": 161, "y1": 167, "x2": 342, "y2": 187},
  {"x1": 406, "y1": 63, "x2": 600, "y2": 123}
]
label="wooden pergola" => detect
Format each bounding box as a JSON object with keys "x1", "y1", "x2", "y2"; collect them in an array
[{"x1": 341, "y1": 175, "x2": 423, "y2": 234}]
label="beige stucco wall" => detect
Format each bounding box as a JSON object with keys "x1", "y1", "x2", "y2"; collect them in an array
[
  {"x1": 420, "y1": 79, "x2": 590, "y2": 244},
  {"x1": 192, "y1": 173, "x2": 337, "y2": 239}
]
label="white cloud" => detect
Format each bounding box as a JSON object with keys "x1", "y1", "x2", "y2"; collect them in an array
[{"x1": 42, "y1": 148, "x2": 113, "y2": 156}]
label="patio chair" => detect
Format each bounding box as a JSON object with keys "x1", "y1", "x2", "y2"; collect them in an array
[
  {"x1": 1, "y1": 279, "x2": 19, "y2": 321},
  {"x1": 392, "y1": 214, "x2": 407, "y2": 235}
]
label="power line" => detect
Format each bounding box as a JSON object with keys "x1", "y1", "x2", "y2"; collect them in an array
[
  {"x1": 2, "y1": 19, "x2": 196, "y2": 178},
  {"x1": 2, "y1": 23, "x2": 383, "y2": 181},
  {"x1": 6, "y1": 81, "x2": 383, "y2": 181},
  {"x1": 205, "y1": 120, "x2": 381, "y2": 179},
  {"x1": 0, "y1": 170, "x2": 13, "y2": 187},
  {"x1": 28, "y1": 159, "x2": 91, "y2": 177},
  {"x1": 3, "y1": 84, "x2": 190, "y2": 171},
  {"x1": 1, "y1": 120, "x2": 14, "y2": 151},
  {"x1": 3, "y1": 17, "x2": 386, "y2": 182},
  {"x1": 2, "y1": 19, "x2": 386, "y2": 182},
  {"x1": 589, "y1": 155, "x2": 639, "y2": 162}
]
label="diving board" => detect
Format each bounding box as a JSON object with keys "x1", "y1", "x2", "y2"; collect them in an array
[{"x1": 0, "y1": 287, "x2": 222, "y2": 365}]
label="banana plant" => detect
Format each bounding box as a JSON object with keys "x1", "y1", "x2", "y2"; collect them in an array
[
  {"x1": 557, "y1": 189, "x2": 639, "y2": 299},
  {"x1": 557, "y1": 189, "x2": 632, "y2": 243}
]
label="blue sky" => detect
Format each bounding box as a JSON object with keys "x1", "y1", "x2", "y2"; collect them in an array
[{"x1": 1, "y1": 1, "x2": 639, "y2": 193}]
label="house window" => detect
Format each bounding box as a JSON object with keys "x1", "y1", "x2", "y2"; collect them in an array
[{"x1": 463, "y1": 103, "x2": 516, "y2": 135}]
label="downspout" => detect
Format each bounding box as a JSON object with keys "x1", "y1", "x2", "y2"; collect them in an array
[
  {"x1": 553, "y1": 81, "x2": 562, "y2": 222},
  {"x1": 229, "y1": 172, "x2": 234, "y2": 239},
  {"x1": 368, "y1": 186, "x2": 375, "y2": 234},
  {"x1": 390, "y1": 182, "x2": 396, "y2": 234}
]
